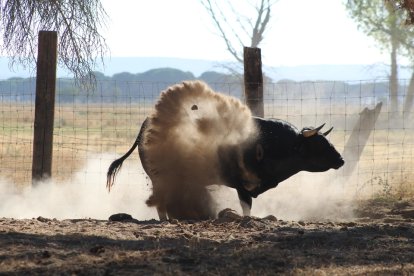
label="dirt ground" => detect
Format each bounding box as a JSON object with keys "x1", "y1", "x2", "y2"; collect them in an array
[{"x1": 1, "y1": 199, "x2": 414, "y2": 275}]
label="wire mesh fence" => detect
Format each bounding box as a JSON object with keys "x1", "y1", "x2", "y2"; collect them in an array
[{"x1": 1, "y1": 78, "x2": 414, "y2": 199}]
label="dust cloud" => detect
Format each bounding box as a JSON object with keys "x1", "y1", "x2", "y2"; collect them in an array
[
  {"x1": 0, "y1": 154, "x2": 157, "y2": 220},
  {"x1": 0, "y1": 79, "x2": 354, "y2": 221},
  {"x1": 142, "y1": 81, "x2": 256, "y2": 219},
  {"x1": 211, "y1": 170, "x2": 354, "y2": 221},
  {"x1": 139, "y1": 80, "x2": 353, "y2": 221},
  {"x1": 0, "y1": 154, "x2": 353, "y2": 221}
]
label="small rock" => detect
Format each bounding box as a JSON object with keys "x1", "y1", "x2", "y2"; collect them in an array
[
  {"x1": 240, "y1": 216, "x2": 259, "y2": 228},
  {"x1": 169, "y1": 219, "x2": 180, "y2": 225},
  {"x1": 345, "y1": 222, "x2": 356, "y2": 227},
  {"x1": 41, "y1": 250, "x2": 51, "y2": 258},
  {"x1": 108, "y1": 213, "x2": 133, "y2": 221},
  {"x1": 263, "y1": 215, "x2": 277, "y2": 222},
  {"x1": 90, "y1": 245, "x2": 105, "y2": 255},
  {"x1": 162, "y1": 256, "x2": 178, "y2": 263},
  {"x1": 37, "y1": 216, "x2": 51, "y2": 223},
  {"x1": 217, "y1": 208, "x2": 242, "y2": 222},
  {"x1": 298, "y1": 221, "x2": 306, "y2": 226}
]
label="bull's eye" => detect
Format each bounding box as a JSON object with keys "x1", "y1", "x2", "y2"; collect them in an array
[{"x1": 256, "y1": 144, "x2": 264, "y2": 161}]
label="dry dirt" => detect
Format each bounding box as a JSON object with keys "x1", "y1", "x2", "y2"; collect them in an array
[{"x1": 1, "y1": 199, "x2": 414, "y2": 275}]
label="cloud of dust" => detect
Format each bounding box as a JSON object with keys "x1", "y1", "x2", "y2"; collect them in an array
[
  {"x1": 138, "y1": 80, "x2": 353, "y2": 220},
  {"x1": 0, "y1": 80, "x2": 355, "y2": 221},
  {"x1": 0, "y1": 154, "x2": 353, "y2": 221},
  {"x1": 212, "y1": 169, "x2": 355, "y2": 221},
  {"x1": 142, "y1": 81, "x2": 256, "y2": 219},
  {"x1": 0, "y1": 154, "x2": 158, "y2": 220}
]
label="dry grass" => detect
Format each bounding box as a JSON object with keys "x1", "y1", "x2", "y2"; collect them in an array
[
  {"x1": 1, "y1": 102, "x2": 414, "y2": 199},
  {"x1": 0, "y1": 103, "x2": 151, "y2": 186}
]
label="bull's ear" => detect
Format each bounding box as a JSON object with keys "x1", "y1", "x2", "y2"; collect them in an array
[
  {"x1": 323, "y1": 127, "x2": 333, "y2": 136},
  {"x1": 302, "y1": 123, "x2": 325, "y2": 138},
  {"x1": 256, "y1": 144, "x2": 264, "y2": 161}
]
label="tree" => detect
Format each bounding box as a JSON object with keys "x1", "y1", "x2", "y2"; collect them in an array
[
  {"x1": 390, "y1": 0, "x2": 414, "y2": 24},
  {"x1": 346, "y1": 0, "x2": 414, "y2": 114},
  {"x1": 388, "y1": 0, "x2": 414, "y2": 116},
  {"x1": 0, "y1": 0, "x2": 108, "y2": 85},
  {"x1": 200, "y1": 0, "x2": 276, "y2": 64}
]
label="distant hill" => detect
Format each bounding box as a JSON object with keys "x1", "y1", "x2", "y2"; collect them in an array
[
  {"x1": 0, "y1": 66, "x2": 399, "y2": 105},
  {"x1": 0, "y1": 57, "x2": 224, "y2": 79},
  {"x1": 0, "y1": 67, "x2": 245, "y2": 103},
  {"x1": 0, "y1": 56, "x2": 412, "y2": 81},
  {"x1": 113, "y1": 68, "x2": 195, "y2": 82},
  {"x1": 266, "y1": 64, "x2": 404, "y2": 82}
]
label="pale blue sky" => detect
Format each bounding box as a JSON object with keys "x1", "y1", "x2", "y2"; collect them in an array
[{"x1": 101, "y1": 0, "x2": 397, "y2": 67}]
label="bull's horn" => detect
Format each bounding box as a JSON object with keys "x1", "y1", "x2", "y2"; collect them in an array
[
  {"x1": 323, "y1": 126, "x2": 333, "y2": 136},
  {"x1": 302, "y1": 123, "x2": 325, "y2": 138}
]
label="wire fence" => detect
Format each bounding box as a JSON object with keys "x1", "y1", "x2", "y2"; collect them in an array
[{"x1": 1, "y1": 78, "x2": 414, "y2": 198}]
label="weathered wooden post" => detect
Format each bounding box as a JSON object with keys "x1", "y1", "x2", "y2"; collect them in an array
[
  {"x1": 342, "y1": 102, "x2": 383, "y2": 178},
  {"x1": 32, "y1": 31, "x2": 58, "y2": 184},
  {"x1": 243, "y1": 46, "x2": 264, "y2": 117}
]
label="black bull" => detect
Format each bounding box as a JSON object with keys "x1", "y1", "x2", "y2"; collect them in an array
[{"x1": 107, "y1": 117, "x2": 344, "y2": 219}]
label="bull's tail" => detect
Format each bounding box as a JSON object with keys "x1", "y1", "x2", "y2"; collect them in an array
[{"x1": 106, "y1": 118, "x2": 149, "y2": 191}]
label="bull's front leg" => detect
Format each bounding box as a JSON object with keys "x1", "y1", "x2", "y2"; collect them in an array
[
  {"x1": 237, "y1": 189, "x2": 252, "y2": 216},
  {"x1": 157, "y1": 207, "x2": 168, "y2": 221}
]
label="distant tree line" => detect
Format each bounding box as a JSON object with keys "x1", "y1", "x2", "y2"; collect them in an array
[
  {"x1": 0, "y1": 67, "x2": 406, "y2": 107},
  {"x1": 0, "y1": 68, "x2": 243, "y2": 103}
]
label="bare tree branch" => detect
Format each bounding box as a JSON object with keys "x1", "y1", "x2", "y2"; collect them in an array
[
  {"x1": 0, "y1": 0, "x2": 108, "y2": 87},
  {"x1": 200, "y1": 0, "x2": 243, "y2": 62},
  {"x1": 200, "y1": 0, "x2": 276, "y2": 64},
  {"x1": 251, "y1": 0, "x2": 271, "y2": 47}
]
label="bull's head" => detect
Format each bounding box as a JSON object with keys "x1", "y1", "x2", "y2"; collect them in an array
[
  {"x1": 297, "y1": 124, "x2": 344, "y2": 172},
  {"x1": 242, "y1": 118, "x2": 345, "y2": 195}
]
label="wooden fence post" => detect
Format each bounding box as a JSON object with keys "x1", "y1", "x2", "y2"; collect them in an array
[
  {"x1": 243, "y1": 47, "x2": 264, "y2": 117},
  {"x1": 32, "y1": 31, "x2": 58, "y2": 184},
  {"x1": 342, "y1": 102, "x2": 383, "y2": 178}
]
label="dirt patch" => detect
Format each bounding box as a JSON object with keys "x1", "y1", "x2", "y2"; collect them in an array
[{"x1": 1, "y1": 199, "x2": 414, "y2": 275}]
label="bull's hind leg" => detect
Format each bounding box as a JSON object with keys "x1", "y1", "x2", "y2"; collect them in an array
[{"x1": 146, "y1": 193, "x2": 168, "y2": 221}]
